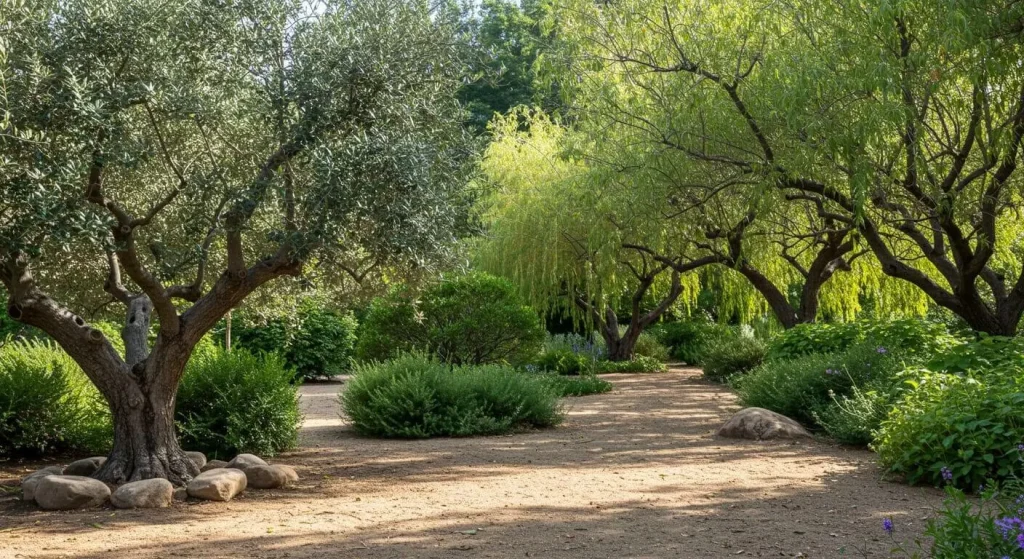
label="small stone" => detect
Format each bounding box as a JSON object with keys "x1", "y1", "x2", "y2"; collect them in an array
[
  {"x1": 186, "y1": 469, "x2": 247, "y2": 502},
  {"x1": 63, "y1": 456, "x2": 107, "y2": 477},
  {"x1": 246, "y1": 465, "x2": 299, "y2": 489},
  {"x1": 173, "y1": 486, "x2": 188, "y2": 501},
  {"x1": 201, "y1": 460, "x2": 229, "y2": 472},
  {"x1": 717, "y1": 407, "x2": 812, "y2": 441},
  {"x1": 225, "y1": 454, "x2": 267, "y2": 473},
  {"x1": 21, "y1": 466, "x2": 64, "y2": 502},
  {"x1": 34, "y1": 475, "x2": 111, "y2": 510},
  {"x1": 185, "y1": 451, "x2": 207, "y2": 470},
  {"x1": 111, "y1": 479, "x2": 173, "y2": 509}
]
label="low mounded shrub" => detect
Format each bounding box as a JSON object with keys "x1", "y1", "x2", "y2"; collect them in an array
[
  {"x1": 341, "y1": 354, "x2": 563, "y2": 438},
  {"x1": 176, "y1": 347, "x2": 301, "y2": 459},
  {"x1": 632, "y1": 331, "x2": 670, "y2": 362},
  {"x1": 651, "y1": 320, "x2": 736, "y2": 364},
  {"x1": 543, "y1": 373, "x2": 613, "y2": 397},
  {"x1": 701, "y1": 335, "x2": 767, "y2": 382},
  {"x1": 0, "y1": 340, "x2": 111, "y2": 456},
  {"x1": 535, "y1": 348, "x2": 592, "y2": 375},
  {"x1": 733, "y1": 343, "x2": 907, "y2": 427},
  {"x1": 594, "y1": 355, "x2": 667, "y2": 373},
  {"x1": 356, "y1": 273, "x2": 545, "y2": 366}
]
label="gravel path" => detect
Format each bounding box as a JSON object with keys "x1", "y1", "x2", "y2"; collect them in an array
[{"x1": 0, "y1": 368, "x2": 944, "y2": 558}]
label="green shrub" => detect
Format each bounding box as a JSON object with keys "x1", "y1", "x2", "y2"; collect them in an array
[
  {"x1": 356, "y1": 273, "x2": 544, "y2": 365},
  {"x1": 926, "y1": 334, "x2": 1024, "y2": 374},
  {"x1": 286, "y1": 308, "x2": 359, "y2": 380},
  {"x1": 767, "y1": 319, "x2": 956, "y2": 361},
  {"x1": 885, "y1": 480, "x2": 1024, "y2": 558},
  {"x1": 652, "y1": 320, "x2": 736, "y2": 364},
  {"x1": 0, "y1": 340, "x2": 110, "y2": 456},
  {"x1": 536, "y1": 348, "x2": 592, "y2": 375},
  {"x1": 543, "y1": 333, "x2": 606, "y2": 360},
  {"x1": 542, "y1": 373, "x2": 613, "y2": 397},
  {"x1": 814, "y1": 384, "x2": 896, "y2": 446},
  {"x1": 734, "y1": 343, "x2": 906, "y2": 427},
  {"x1": 594, "y1": 355, "x2": 667, "y2": 373},
  {"x1": 230, "y1": 306, "x2": 359, "y2": 380},
  {"x1": 874, "y1": 369, "x2": 1024, "y2": 490},
  {"x1": 701, "y1": 335, "x2": 767, "y2": 382},
  {"x1": 176, "y1": 347, "x2": 301, "y2": 459},
  {"x1": 633, "y1": 331, "x2": 670, "y2": 361},
  {"x1": 341, "y1": 354, "x2": 563, "y2": 438}
]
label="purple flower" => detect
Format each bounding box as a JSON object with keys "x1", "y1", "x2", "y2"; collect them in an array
[
  {"x1": 876, "y1": 346, "x2": 888, "y2": 354},
  {"x1": 940, "y1": 467, "x2": 953, "y2": 482},
  {"x1": 882, "y1": 518, "x2": 893, "y2": 535},
  {"x1": 1017, "y1": 443, "x2": 1024, "y2": 453}
]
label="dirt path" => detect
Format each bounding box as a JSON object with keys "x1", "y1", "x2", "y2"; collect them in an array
[{"x1": 0, "y1": 368, "x2": 943, "y2": 558}]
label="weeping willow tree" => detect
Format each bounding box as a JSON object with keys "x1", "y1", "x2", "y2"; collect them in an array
[
  {"x1": 551, "y1": 0, "x2": 1024, "y2": 334},
  {"x1": 477, "y1": 110, "x2": 705, "y2": 360}
]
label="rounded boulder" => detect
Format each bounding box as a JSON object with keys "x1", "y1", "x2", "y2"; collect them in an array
[
  {"x1": 717, "y1": 407, "x2": 812, "y2": 441},
  {"x1": 111, "y1": 478, "x2": 174, "y2": 509},
  {"x1": 246, "y1": 465, "x2": 299, "y2": 489},
  {"x1": 63, "y1": 456, "x2": 106, "y2": 477},
  {"x1": 35, "y1": 475, "x2": 111, "y2": 510},
  {"x1": 186, "y1": 468, "x2": 247, "y2": 502},
  {"x1": 21, "y1": 466, "x2": 64, "y2": 502}
]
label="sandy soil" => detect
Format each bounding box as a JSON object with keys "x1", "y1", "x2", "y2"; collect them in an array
[{"x1": 0, "y1": 368, "x2": 945, "y2": 559}]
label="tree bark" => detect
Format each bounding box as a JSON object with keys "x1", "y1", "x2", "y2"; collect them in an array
[{"x1": 93, "y1": 370, "x2": 199, "y2": 486}]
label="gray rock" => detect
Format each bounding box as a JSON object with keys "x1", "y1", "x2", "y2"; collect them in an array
[
  {"x1": 717, "y1": 407, "x2": 812, "y2": 441},
  {"x1": 173, "y1": 486, "x2": 188, "y2": 501},
  {"x1": 186, "y1": 469, "x2": 247, "y2": 502},
  {"x1": 246, "y1": 465, "x2": 299, "y2": 489},
  {"x1": 63, "y1": 456, "x2": 106, "y2": 477},
  {"x1": 111, "y1": 479, "x2": 174, "y2": 509},
  {"x1": 21, "y1": 466, "x2": 64, "y2": 502},
  {"x1": 201, "y1": 460, "x2": 229, "y2": 472},
  {"x1": 185, "y1": 451, "x2": 207, "y2": 470},
  {"x1": 225, "y1": 453, "x2": 267, "y2": 473},
  {"x1": 34, "y1": 476, "x2": 111, "y2": 510}
]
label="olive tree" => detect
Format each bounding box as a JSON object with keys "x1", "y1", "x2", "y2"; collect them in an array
[{"x1": 0, "y1": 0, "x2": 470, "y2": 484}]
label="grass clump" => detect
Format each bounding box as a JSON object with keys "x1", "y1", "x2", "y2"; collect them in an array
[
  {"x1": 342, "y1": 354, "x2": 564, "y2": 438},
  {"x1": 542, "y1": 373, "x2": 613, "y2": 397},
  {"x1": 700, "y1": 335, "x2": 767, "y2": 382}
]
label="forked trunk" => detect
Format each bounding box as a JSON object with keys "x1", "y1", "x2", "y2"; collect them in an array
[{"x1": 92, "y1": 368, "x2": 199, "y2": 486}]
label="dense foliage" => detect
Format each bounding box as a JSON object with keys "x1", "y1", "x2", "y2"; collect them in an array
[
  {"x1": 767, "y1": 320, "x2": 957, "y2": 361},
  {"x1": 0, "y1": 340, "x2": 110, "y2": 456},
  {"x1": 341, "y1": 354, "x2": 563, "y2": 438},
  {"x1": 356, "y1": 274, "x2": 545, "y2": 366},
  {"x1": 176, "y1": 347, "x2": 301, "y2": 459},
  {"x1": 651, "y1": 320, "x2": 737, "y2": 365},
  {"x1": 229, "y1": 307, "x2": 359, "y2": 380},
  {"x1": 700, "y1": 336, "x2": 767, "y2": 383}
]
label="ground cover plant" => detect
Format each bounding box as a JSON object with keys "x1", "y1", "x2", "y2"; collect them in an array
[
  {"x1": 341, "y1": 354, "x2": 563, "y2": 438},
  {"x1": 700, "y1": 335, "x2": 767, "y2": 382}
]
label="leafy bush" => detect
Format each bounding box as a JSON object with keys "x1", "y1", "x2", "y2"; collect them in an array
[
  {"x1": 767, "y1": 319, "x2": 956, "y2": 361},
  {"x1": 633, "y1": 331, "x2": 670, "y2": 361},
  {"x1": 652, "y1": 320, "x2": 736, "y2": 364},
  {"x1": 814, "y1": 384, "x2": 895, "y2": 446},
  {"x1": 543, "y1": 333, "x2": 606, "y2": 360},
  {"x1": 542, "y1": 373, "x2": 613, "y2": 397},
  {"x1": 176, "y1": 347, "x2": 301, "y2": 459},
  {"x1": 594, "y1": 355, "x2": 667, "y2": 373},
  {"x1": 231, "y1": 306, "x2": 359, "y2": 380},
  {"x1": 701, "y1": 335, "x2": 767, "y2": 382},
  {"x1": 356, "y1": 273, "x2": 544, "y2": 365},
  {"x1": 886, "y1": 479, "x2": 1024, "y2": 558},
  {"x1": 926, "y1": 335, "x2": 1024, "y2": 375},
  {"x1": 286, "y1": 308, "x2": 358, "y2": 380},
  {"x1": 536, "y1": 348, "x2": 592, "y2": 375},
  {"x1": 734, "y1": 343, "x2": 907, "y2": 427},
  {"x1": 875, "y1": 369, "x2": 1024, "y2": 490},
  {"x1": 0, "y1": 340, "x2": 110, "y2": 456},
  {"x1": 341, "y1": 354, "x2": 563, "y2": 438}
]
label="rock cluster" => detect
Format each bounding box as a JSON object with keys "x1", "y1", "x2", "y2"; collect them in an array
[{"x1": 20, "y1": 451, "x2": 300, "y2": 510}]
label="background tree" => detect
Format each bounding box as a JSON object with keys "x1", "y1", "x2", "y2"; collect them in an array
[
  {"x1": 478, "y1": 110, "x2": 703, "y2": 360},
  {"x1": 552, "y1": 0, "x2": 1024, "y2": 334},
  {"x1": 0, "y1": 0, "x2": 471, "y2": 484}
]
